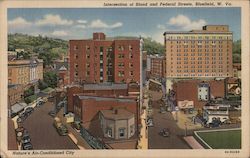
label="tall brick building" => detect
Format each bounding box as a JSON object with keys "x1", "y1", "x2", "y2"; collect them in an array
[
  {"x1": 164, "y1": 25, "x2": 233, "y2": 79},
  {"x1": 69, "y1": 33, "x2": 140, "y2": 84},
  {"x1": 149, "y1": 55, "x2": 166, "y2": 79}
]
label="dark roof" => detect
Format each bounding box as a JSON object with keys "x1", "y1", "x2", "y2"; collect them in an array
[{"x1": 83, "y1": 83, "x2": 127, "y2": 90}]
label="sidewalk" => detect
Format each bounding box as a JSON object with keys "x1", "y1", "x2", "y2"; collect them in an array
[
  {"x1": 137, "y1": 87, "x2": 149, "y2": 149},
  {"x1": 183, "y1": 136, "x2": 204, "y2": 149},
  {"x1": 137, "y1": 109, "x2": 148, "y2": 149}
]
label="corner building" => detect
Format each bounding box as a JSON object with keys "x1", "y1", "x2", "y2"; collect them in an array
[
  {"x1": 164, "y1": 25, "x2": 233, "y2": 79},
  {"x1": 69, "y1": 33, "x2": 140, "y2": 84}
]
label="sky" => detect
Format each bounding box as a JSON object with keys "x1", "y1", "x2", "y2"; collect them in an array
[{"x1": 8, "y1": 8, "x2": 241, "y2": 44}]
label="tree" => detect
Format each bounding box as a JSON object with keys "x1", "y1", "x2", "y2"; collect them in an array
[
  {"x1": 143, "y1": 37, "x2": 165, "y2": 55},
  {"x1": 233, "y1": 40, "x2": 241, "y2": 63},
  {"x1": 43, "y1": 72, "x2": 58, "y2": 88},
  {"x1": 38, "y1": 79, "x2": 48, "y2": 90}
]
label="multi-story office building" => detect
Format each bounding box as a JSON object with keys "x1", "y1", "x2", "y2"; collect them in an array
[
  {"x1": 69, "y1": 32, "x2": 140, "y2": 84},
  {"x1": 164, "y1": 25, "x2": 233, "y2": 79}
]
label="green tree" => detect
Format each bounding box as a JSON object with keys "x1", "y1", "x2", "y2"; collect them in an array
[
  {"x1": 143, "y1": 37, "x2": 164, "y2": 55},
  {"x1": 43, "y1": 72, "x2": 58, "y2": 88},
  {"x1": 233, "y1": 40, "x2": 241, "y2": 63}
]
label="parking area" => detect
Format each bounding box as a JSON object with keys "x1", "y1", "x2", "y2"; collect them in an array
[{"x1": 21, "y1": 101, "x2": 78, "y2": 150}]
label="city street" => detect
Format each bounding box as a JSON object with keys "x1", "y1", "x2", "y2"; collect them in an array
[
  {"x1": 22, "y1": 101, "x2": 78, "y2": 150},
  {"x1": 148, "y1": 100, "x2": 190, "y2": 149}
]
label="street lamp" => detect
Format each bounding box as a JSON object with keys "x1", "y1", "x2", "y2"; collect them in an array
[{"x1": 184, "y1": 122, "x2": 187, "y2": 137}]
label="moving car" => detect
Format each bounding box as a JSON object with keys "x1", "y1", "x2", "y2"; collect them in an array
[
  {"x1": 48, "y1": 111, "x2": 56, "y2": 117},
  {"x1": 159, "y1": 128, "x2": 170, "y2": 137},
  {"x1": 22, "y1": 142, "x2": 33, "y2": 150}
]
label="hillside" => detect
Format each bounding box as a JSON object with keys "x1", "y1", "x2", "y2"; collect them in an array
[{"x1": 8, "y1": 33, "x2": 68, "y2": 66}]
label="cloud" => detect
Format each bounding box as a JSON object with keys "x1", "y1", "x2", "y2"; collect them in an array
[
  {"x1": 77, "y1": 20, "x2": 88, "y2": 24},
  {"x1": 8, "y1": 17, "x2": 32, "y2": 28},
  {"x1": 36, "y1": 14, "x2": 73, "y2": 26},
  {"x1": 75, "y1": 24, "x2": 86, "y2": 29},
  {"x1": 51, "y1": 30, "x2": 68, "y2": 36},
  {"x1": 88, "y1": 19, "x2": 123, "y2": 29},
  {"x1": 167, "y1": 14, "x2": 206, "y2": 30},
  {"x1": 157, "y1": 24, "x2": 166, "y2": 30}
]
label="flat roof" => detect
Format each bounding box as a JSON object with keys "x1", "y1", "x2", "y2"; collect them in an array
[
  {"x1": 77, "y1": 95, "x2": 135, "y2": 102},
  {"x1": 84, "y1": 83, "x2": 128, "y2": 90},
  {"x1": 100, "y1": 108, "x2": 134, "y2": 120}
]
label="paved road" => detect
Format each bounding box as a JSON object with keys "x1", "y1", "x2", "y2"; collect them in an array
[
  {"x1": 148, "y1": 104, "x2": 190, "y2": 149},
  {"x1": 22, "y1": 101, "x2": 78, "y2": 150}
]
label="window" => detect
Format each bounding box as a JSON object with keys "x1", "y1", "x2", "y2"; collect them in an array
[
  {"x1": 118, "y1": 71, "x2": 124, "y2": 77},
  {"x1": 118, "y1": 63, "x2": 124, "y2": 67},
  {"x1": 119, "y1": 128, "x2": 125, "y2": 138},
  {"x1": 100, "y1": 46, "x2": 104, "y2": 52},
  {"x1": 106, "y1": 128, "x2": 112, "y2": 138},
  {"x1": 118, "y1": 54, "x2": 124, "y2": 58},
  {"x1": 86, "y1": 45, "x2": 90, "y2": 51},
  {"x1": 129, "y1": 125, "x2": 134, "y2": 136},
  {"x1": 129, "y1": 53, "x2": 133, "y2": 59},
  {"x1": 129, "y1": 45, "x2": 133, "y2": 51},
  {"x1": 130, "y1": 71, "x2": 134, "y2": 76},
  {"x1": 118, "y1": 45, "x2": 124, "y2": 51},
  {"x1": 129, "y1": 63, "x2": 133, "y2": 68},
  {"x1": 74, "y1": 45, "x2": 78, "y2": 50}
]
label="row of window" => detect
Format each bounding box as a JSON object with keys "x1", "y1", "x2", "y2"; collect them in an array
[
  {"x1": 173, "y1": 69, "x2": 228, "y2": 73},
  {"x1": 174, "y1": 53, "x2": 227, "y2": 56},
  {"x1": 166, "y1": 35, "x2": 232, "y2": 40},
  {"x1": 173, "y1": 49, "x2": 228, "y2": 53},
  {"x1": 73, "y1": 45, "x2": 134, "y2": 52},
  {"x1": 172, "y1": 61, "x2": 230, "y2": 64},
  {"x1": 169, "y1": 73, "x2": 230, "y2": 77}
]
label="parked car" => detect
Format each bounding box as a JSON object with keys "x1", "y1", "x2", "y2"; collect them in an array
[
  {"x1": 159, "y1": 128, "x2": 170, "y2": 137},
  {"x1": 147, "y1": 118, "x2": 154, "y2": 127},
  {"x1": 72, "y1": 121, "x2": 81, "y2": 130},
  {"x1": 36, "y1": 100, "x2": 45, "y2": 107},
  {"x1": 22, "y1": 142, "x2": 33, "y2": 150},
  {"x1": 57, "y1": 125, "x2": 68, "y2": 136},
  {"x1": 18, "y1": 112, "x2": 28, "y2": 121},
  {"x1": 15, "y1": 127, "x2": 25, "y2": 143},
  {"x1": 17, "y1": 117, "x2": 22, "y2": 124},
  {"x1": 53, "y1": 117, "x2": 68, "y2": 136},
  {"x1": 21, "y1": 132, "x2": 31, "y2": 144},
  {"x1": 25, "y1": 107, "x2": 34, "y2": 115}
]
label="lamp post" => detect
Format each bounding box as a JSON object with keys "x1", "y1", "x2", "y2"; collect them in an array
[
  {"x1": 184, "y1": 122, "x2": 187, "y2": 137},
  {"x1": 139, "y1": 36, "x2": 144, "y2": 114}
]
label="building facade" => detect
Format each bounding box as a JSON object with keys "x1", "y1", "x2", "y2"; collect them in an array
[
  {"x1": 8, "y1": 84, "x2": 24, "y2": 106},
  {"x1": 150, "y1": 55, "x2": 166, "y2": 79},
  {"x1": 172, "y1": 79, "x2": 226, "y2": 109},
  {"x1": 8, "y1": 58, "x2": 43, "y2": 85},
  {"x1": 164, "y1": 25, "x2": 233, "y2": 79},
  {"x1": 69, "y1": 32, "x2": 140, "y2": 84},
  {"x1": 99, "y1": 108, "x2": 135, "y2": 140}
]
